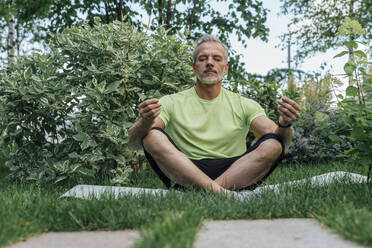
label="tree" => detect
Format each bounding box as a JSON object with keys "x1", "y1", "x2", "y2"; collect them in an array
[
  {"x1": 1, "y1": 0, "x2": 271, "y2": 82},
  {"x1": 279, "y1": 0, "x2": 372, "y2": 63},
  {"x1": 0, "y1": 0, "x2": 53, "y2": 65}
]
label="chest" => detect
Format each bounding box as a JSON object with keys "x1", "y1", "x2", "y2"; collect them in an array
[{"x1": 170, "y1": 98, "x2": 246, "y2": 134}]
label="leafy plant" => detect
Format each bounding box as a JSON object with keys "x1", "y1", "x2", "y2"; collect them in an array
[
  {"x1": 333, "y1": 17, "x2": 372, "y2": 182},
  {"x1": 0, "y1": 18, "x2": 194, "y2": 183},
  {"x1": 284, "y1": 100, "x2": 354, "y2": 164}
]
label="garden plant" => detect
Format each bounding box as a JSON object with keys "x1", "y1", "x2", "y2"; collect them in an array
[
  {"x1": 332, "y1": 17, "x2": 372, "y2": 182},
  {"x1": 0, "y1": 18, "x2": 194, "y2": 184},
  {"x1": 0, "y1": 14, "x2": 371, "y2": 248}
]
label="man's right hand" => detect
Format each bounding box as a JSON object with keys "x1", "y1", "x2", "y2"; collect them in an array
[{"x1": 138, "y1": 99, "x2": 162, "y2": 122}]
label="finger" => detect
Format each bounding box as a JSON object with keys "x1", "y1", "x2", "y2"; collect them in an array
[
  {"x1": 278, "y1": 101, "x2": 301, "y2": 117},
  {"x1": 142, "y1": 109, "x2": 161, "y2": 120},
  {"x1": 138, "y1": 98, "x2": 159, "y2": 108},
  {"x1": 140, "y1": 105, "x2": 161, "y2": 116},
  {"x1": 140, "y1": 103, "x2": 161, "y2": 113},
  {"x1": 278, "y1": 109, "x2": 293, "y2": 123},
  {"x1": 281, "y1": 97, "x2": 301, "y2": 112},
  {"x1": 278, "y1": 105, "x2": 297, "y2": 120},
  {"x1": 141, "y1": 106, "x2": 161, "y2": 119},
  {"x1": 280, "y1": 97, "x2": 301, "y2": 111}
]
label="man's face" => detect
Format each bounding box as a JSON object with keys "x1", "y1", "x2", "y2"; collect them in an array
[{"x1": 192, "y1": 42, "x2": 228, "y2": 85}]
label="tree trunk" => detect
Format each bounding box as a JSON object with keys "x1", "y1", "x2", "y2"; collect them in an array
[
  {"x1": 8, "y1": 1, "x2": 15, "y2": 64},
  {"x1": 104, "y1": 1, "x2": 110, "y2": 24},
  {"x1": 166, "y1": 0, "x2": 172, "y2": 30},
  {"x1": 117, "y1": 0, "x2": 123, "y2": 22},
  {"x1": 158, "y1": 0, "x2": 163, "y2": 25},
  {"x1": 188, "y1": 0, "x2": 198, "y2": 39},
  {"x1": 348, "y1": 0, "x2": 355, "y2": 86},
  {"x1": 347, "y1": 38, "x2": 354, "y2": 86},
  {"x1": 16, "y1": 20, "x2": 20, "y2": 56}
]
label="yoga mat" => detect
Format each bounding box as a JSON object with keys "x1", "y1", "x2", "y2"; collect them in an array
[{"x1": 61, "y1": 171, "x2": 367, "y2": 201}]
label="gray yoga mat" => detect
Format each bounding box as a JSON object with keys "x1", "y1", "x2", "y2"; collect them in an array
[{"x1": 61, "y1": 171, "x2": 367, "y2": 201}]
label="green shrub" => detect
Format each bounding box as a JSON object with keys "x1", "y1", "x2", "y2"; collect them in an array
[
  {"x1": 284, "y1": 101, "x2": 354, "y2": 164},
  {"x1": 333, "y1": 18, "x2": 371, "y2": 181},
  {"x1": 0, "y1": 19, "x2": 194, "y2": 183}
]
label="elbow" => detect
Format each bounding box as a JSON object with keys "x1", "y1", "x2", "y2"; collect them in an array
[{"x1": 127, "y1": 135, "x2": 139, "y2": 151}]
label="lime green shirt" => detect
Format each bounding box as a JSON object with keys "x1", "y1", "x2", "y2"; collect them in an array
[{"x1": 158, "y1": 87, "x2": 265, "y2": 159}]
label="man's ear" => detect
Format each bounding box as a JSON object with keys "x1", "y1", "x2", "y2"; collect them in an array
[
  {"x1": 192, "y1": 63, "x2": 197, "y2": 75},
  {"x1": 224, "y1": 63, "x2": 229, "y2": 75}
]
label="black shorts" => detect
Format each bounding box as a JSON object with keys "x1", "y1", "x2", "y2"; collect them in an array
[{"x1": 142, "y1": 127, "x2": 285, "y2": 191}]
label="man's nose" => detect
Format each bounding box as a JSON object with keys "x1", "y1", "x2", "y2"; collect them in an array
[{"x1": 206, "y1": 57, "x2": 214, "y2": 66}]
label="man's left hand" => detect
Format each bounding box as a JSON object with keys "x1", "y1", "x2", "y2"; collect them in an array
[{"x1": 277, "y1": 96, "x2": 301, "y2": 126}]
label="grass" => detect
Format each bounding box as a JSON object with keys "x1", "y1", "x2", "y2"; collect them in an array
[{"x1": 0, "y1": 161, "x2": 371, "y2": 248}]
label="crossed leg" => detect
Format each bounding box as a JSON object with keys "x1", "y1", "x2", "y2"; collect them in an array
[
  {"x1": 214, "y1": 138, "x2": 282, "y2": 190},
  {"x1": 142, "y1": 129, "x2": 230, "y2": 195},
  {"x1": 142, "y1": 128, "x2": 283, "y2": 195}
]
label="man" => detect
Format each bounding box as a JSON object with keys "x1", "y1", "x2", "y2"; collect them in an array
[{"x1": 128, "y1": 35, "x2": 301, "y2": 197}]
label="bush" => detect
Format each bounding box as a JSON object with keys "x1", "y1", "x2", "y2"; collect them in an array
[
  {"x1": 284, "y1": 100, "x2": 354, "y2": 164},
  {"x1": 0, "y1": 19, "x2": 194, "y2": 183}
]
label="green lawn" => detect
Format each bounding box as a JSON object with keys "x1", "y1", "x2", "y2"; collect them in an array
[{"x1": 0, "y1": 161, "x2": 371, "y2": 248}]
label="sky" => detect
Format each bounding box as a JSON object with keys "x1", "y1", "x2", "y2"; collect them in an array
[{"x1": 229, "y1": 0, "x2": 348, "y2": 77}]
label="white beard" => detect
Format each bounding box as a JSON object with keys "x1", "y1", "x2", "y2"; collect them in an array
[{"x1": 196, "y1": 69, "x2": 225, "y2": 85}]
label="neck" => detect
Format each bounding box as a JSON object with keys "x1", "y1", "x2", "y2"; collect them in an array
[{"x1": 194, "y1": 80, "x2": 222, "y2": 100}]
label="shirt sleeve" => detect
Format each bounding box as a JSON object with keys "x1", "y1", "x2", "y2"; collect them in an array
[
  {"x1": 242, "y1": 97, "x2": 266, "y2": 127},
  {"x1": 158, "y1": 95, "x2": 172, "y2": 126}
]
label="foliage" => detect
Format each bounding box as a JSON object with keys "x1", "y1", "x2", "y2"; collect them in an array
[
  {"x1": 39, "y1": 0, "x2": 270, "y2": 45},
  {"x1": 0, "y1": 0, "x2": 54, "y2": 63},
  {"x1": 284, "y1": 101, "x2": 354, "y2": 163},
  {"x1": 0, "y1": 19, "x2": 194, "y2": 183},
  {"x1": 282, "y1": 71, "x2": 300, "y2": 102},
  {"x1": 280, "y1": 0, "x2": 372, "y2": 63},
  {"x1": 1, "y1": 0, "x2": 270, "y2": 83},
  {"x1": 332, "y1": 18, "x2": 372, "y2": 181},
  {"x1": 298, "y1": 74, "x2": 343, "y2": 109}
]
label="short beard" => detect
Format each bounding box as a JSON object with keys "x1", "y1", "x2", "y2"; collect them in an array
[{"x1": 196, "y1": 70, "x2": 225, "y2": 85}]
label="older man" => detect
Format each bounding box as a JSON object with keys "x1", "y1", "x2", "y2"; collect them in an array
[{"x1": 128, "y1": 35, "x2": 301, "y2": 197}]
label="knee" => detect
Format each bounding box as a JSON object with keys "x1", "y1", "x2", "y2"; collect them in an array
[
  {"x1": 257, "y1": 138, "x2": 283, "y2": 161},
  {"x1": 142, "y1": 129, "x2": 171, "y2": 158}
]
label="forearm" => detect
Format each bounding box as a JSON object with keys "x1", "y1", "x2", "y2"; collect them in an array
[
  {"x1": 274, "y1": 126, "x2": 294, "y2": 153},
  {"x1": 128, "y1": 118, "x2": 153, "y2": 151}
]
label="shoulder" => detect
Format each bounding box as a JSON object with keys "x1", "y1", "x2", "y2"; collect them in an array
[
  {"x1": 159, "y1": 87, "x2": 194, "y2": 103},
  {"x1": 222, "y1": 88, "x2": 261, "y2": 106}
]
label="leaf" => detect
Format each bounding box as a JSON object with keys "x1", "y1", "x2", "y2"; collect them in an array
[
  {"x1": 328, "y1": 134, "x2": 339, "y2": 142},
  {"x1": 354, "y1": 50, "x2": 367, "y2": 58},
  {"x1": 55, "y1": 175, "x2": 67, "y2": 183},
  {"x1": 126, "y1": 107, "x2": 135, "y2": 118},
  {"x1": 106, "y1": 80, "x2": 121, "y2": 93},
  {"x1": 73, "y1": 133, "x2": 87, "y2": 142},
  {"x1": 143, "y1": 79, "x2": 155, "y2": 85},
  {"x1": 78, "y1": 168, "x2": 95, "y2": 177},
  {"x1": 351, "y1": 126, "x2": 365, "y2": 140},
  {"x1": 345, "y1": 41, "x2": 358, "y2": 49},
  {"x1": 333, "y1": 51, "x2": 348, "y2": 58},
  {"x1": 81, "y1": 140, "x2": 90, "y2": 150},
  {"x1": 344, "y1": 62, "x2": 356, "y2": 75},
  {"x1": 23, "y1": 67, "x2": 32, "y2": 80},
  {"x1": 93, "y1": 16, "x2": 101, "y2": 24},
  {"x1": 137, "y1": 93, "x2": 146, "y2": 101},
  {"x1": 345, "y1": 86, "x2": 358, "y2": 97},
  {"x1": 362, "y1": 83, "x2": 372, "y2": 91},
  {"x1": 68, "y1": 152, "x2": 79, "y2": 158}
]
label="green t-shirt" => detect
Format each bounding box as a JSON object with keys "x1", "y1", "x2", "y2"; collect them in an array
[{"x1": 158, "y1": 87, "x2": 265, "y2": 159}]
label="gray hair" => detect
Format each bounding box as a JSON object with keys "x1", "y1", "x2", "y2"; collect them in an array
[{"x1": 193, "y1": 34, "x2": 229, "y2": 63}]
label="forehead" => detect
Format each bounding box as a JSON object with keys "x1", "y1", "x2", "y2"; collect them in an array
[{"x1": 196, "y1": 42, "x2": 226, "y2": 58}]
